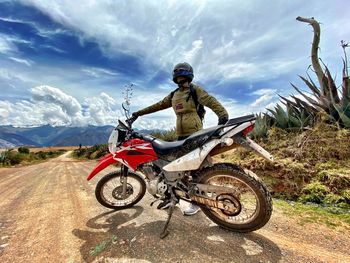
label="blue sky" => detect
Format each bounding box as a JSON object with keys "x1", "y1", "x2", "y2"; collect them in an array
[{"x1": 0, "y1": 0, "x2": 349, "y2": 129}]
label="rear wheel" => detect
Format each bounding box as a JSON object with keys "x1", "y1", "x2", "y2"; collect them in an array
[
  {"x1": 95, "y1": 171, "x2": 146, "y2": 210},
  {"x1": 197, "y1": 163, "x2": 272, "y2": 232}
]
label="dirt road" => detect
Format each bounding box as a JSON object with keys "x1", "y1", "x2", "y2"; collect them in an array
[{"x1": 0, "y1": 152, "x2": 349, "y2": 263}]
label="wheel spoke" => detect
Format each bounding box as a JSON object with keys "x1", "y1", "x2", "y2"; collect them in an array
[{"x1": 101, "y1": 176, "x2": 142, "y2": 207}]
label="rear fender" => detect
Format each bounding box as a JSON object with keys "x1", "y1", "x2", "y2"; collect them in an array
[{"x1": 87, "y1": 153, "x2": 117, "y2": 181}]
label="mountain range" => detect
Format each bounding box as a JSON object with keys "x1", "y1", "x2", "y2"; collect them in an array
[
  {"x1": 0, "y1": 125, "x2": 114, "y2": 148},
  {"x1": 0, "y1": 125, "x2": 161, "y2": 148}
]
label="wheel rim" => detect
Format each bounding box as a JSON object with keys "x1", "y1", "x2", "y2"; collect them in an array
[
  {"x1": 204, "y1": 174, "x2": 260, "y2": 224},
  {"x1": 100, "y1": 176, "x2": 143, "y2": 207}
]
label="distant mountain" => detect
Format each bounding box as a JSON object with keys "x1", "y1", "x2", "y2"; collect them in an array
[
  {"x1": 0, "y1": 139, "x2": 16, "y2": 148},
  {"x1": 0, "y1": 125, "x2": 163, "y2": 148},
  {"x1": 0, "y1": 131, "x2": 40, "y2": 148},
  {"x1": 53, "y1": 127, "x2": 114, "y2": 146},
  {"x1": 0, "y1": 125, "x2": 114, "y2": 147}
]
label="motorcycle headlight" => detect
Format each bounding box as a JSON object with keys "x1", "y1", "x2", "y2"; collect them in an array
[{"x1": 108, "y1": 126, "x2": 127, "y2": 153}]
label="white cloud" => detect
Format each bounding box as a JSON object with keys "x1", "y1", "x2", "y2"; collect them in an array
[
  {"x1": 0, "y1": 83, "x2": 279, "y2": 129},
  {"x1": 250, "y1": 94, "x2": 275, "y2": 108},
  {"x1": 6, "y1": 0, "x2": 346, "y2": 97},
  {"x1": 183, "y1": 39, "x2": 203, "y2": 62},
  {"x1": 0, "y1": 67, "x2": 34, "y2": 83},
  {"x1": 31, "y1": 85, "x2": 82, "y2": 115},
  {"x1": 0, "y1": 34, "x2": 16, "y2": 54},
  {"x1": 252, "y1": 88, "x2": 277, "y2": 96},
  {"x1": 81, "y1": 67, "x2": 119, "y2": 78},
  {"x1": 3, "y1": 0, "x2": 349, "y2": 129},
  {"x1": 250, "y1": 88, "x2": 278, "y2": 110},
  {"x1": 0, "y1": 86, "x2": 122, "y2": 126},
  {"x1": 9, "y1": 57, "x2": 33, "y2": 66},
  {"x1": 0, "y1": 101, "x2": 11, "y2": 119},
  {"x1": 41, "y1": 44, "x2": 66, "y2": 53}
]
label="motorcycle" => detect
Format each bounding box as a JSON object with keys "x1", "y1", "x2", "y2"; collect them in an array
[{"x1": 87, "y1": 92, "x2": 273, "y2": 238}]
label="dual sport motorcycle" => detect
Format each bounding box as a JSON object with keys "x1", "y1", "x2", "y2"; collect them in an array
[{"x1": 87, "y1": 100, "x2": 273, "y2": 238}]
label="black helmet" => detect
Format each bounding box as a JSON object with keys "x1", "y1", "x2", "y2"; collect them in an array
[{"x1": 172, "y1": 62, "x2": 194, "y2": 83}]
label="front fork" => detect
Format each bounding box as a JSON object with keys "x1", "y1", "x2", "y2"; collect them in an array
[{"x1": 121, "y1": 165, "x2": 129, "y2": 199}]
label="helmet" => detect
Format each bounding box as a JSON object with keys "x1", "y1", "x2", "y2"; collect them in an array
[{"x1": 172, "y1": 62, "x2": 194, "y2": 83}]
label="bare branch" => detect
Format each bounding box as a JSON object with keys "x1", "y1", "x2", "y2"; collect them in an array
[{"x1": 296, "y1": 16, "x2": 327, "y2": 98}]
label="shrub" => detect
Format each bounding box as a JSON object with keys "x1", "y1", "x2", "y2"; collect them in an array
[
  {"x1": 18, "y1": 147, "x2": 30, "y2": 154},
  {"x1": 298, "y1": 182, "x2": 330, "y2": 204},
  {"x1": 151, "y1": 128, "x2": 177, "y2": 141},
  {"x1": 72, "y1": 144, "x2": 108, "y2": 159},
  {"x1": 7, "y1": 152, "x2": 25, "y2": 165}
]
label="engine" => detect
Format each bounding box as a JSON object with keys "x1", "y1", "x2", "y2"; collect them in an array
[{"x1": 141, "y1": 164, "x2": 168, "y2": 197}]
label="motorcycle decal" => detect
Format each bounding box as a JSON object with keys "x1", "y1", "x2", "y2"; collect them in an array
[
  {"x1": 113, "y1": 139, "x2": 158, "y2": 171},
  {"x1": 87, "y1": 153, "x2": 117, "y2": 181}
]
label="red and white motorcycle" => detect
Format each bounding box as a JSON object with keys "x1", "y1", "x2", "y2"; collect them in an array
[{"x1": 87, "y1": 95, "x2": 273, "y2": 238}]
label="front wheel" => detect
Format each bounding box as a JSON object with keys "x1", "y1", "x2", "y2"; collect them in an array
[
  {"x1": 197, "y1": 163, "x2": 272, "y2": 232},
  {"x1": 95, "y1": 171, "x2": 146, "y2": 210}
]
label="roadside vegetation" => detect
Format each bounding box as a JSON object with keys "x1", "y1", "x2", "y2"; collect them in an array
[
  {"x1": 0, "y1": 147, "x2": 67, "y2": 166},
  {"x1": 72, "y1": 144, "x2": 108, "y2": 160},
  {"x1": 216, "y1": 122, "x2": 350, "y2": 209},
  {"x1": 150, "y1": 128, "x2": 177, "y2": 141},
  {"x1": 237, "y1": 17, "x2": 350, "y2": 210},
  {"x1": 274, "y1": 199, "x2": 350, "y2": 229}
]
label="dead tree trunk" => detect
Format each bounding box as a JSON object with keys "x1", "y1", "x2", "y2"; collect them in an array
[{"x1": 296, "y1": 16, "x2": 328, "y2": 103}]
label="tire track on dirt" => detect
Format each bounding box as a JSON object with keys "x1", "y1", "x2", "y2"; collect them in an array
[
  {"x1": 1, "y1": 154, "x2": 350, "y2": 263},
  {"x1": 0, "y1": 162, "x2": 63, "y2": 262}
]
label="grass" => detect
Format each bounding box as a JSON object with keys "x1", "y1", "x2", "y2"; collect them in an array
[
  {"x1": 274, "y1": 199, "x2": 350, "y2": 230},
  {"x1": 72, "y1": 144, "x2": 108, "y2": 160},
  {"x1": 89, "y1": 235, "x2": 118, "y2": 257}
]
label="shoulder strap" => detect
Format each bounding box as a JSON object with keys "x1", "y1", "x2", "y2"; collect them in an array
[
  {"x1": 170, "y1": 87, "x2": 179, "y2": 99},
  {"x1": 187, "y1": 84, "x2": 199, "y2": 108}
]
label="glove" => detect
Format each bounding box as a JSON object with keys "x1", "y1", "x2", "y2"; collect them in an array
[
  {"x1": 127, "y1": 112, "x2": 139, "y2": 126},
  {"x1": 218, "y1": 115, "x2": 228, "y2": 125}
]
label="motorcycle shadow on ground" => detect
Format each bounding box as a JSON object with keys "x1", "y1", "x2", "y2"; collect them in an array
[{"x1": 73, "y1": 206, "x2": 282, "y2": 263}]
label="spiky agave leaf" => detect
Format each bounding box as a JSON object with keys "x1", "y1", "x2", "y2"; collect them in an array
[
  {"x1": 291, "y1": 83, "x2": 322, "y2": 109},
  {"x1": 299, "y1": 75, "x2": 321, "y2": 98},
  {"x1": 249, "y1": 113, "x2": 273, "y2": 139},
  {"x1": 333, "y1": 96, "x2": 350, "y2": 128},
  {"x1": 290, "y1": 95, "x2": 318, "y2": 115},
  {"x1": 325, "y1": 65, "x2": 341, "y2": 104},
  {"x1": 268, "y1": 104, "x2": 289, "y2": 129}
]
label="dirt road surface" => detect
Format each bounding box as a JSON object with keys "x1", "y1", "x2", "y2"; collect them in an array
[{"x1": 0, "y1": 152, "x2": 349, "y2": 263}]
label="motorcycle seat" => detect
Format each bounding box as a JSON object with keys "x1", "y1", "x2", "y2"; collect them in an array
[
  {"x1": 142, "y1": 126, "x2": 221, "y2": 158},
  {"x1": 141, "y1": 134, "x2": 184, "y2": 157},
  {"x1": 225, "y1": 114, "x2": 256, "y2": 126},
  {"x1": 139, "y1": 115, "x2": 255, "y2": 160}
]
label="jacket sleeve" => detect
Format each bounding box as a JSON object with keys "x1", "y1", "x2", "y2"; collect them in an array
[
  {"x1": 195, "y1": 86, "x2": 228, "y2": 118},
  {"x1": 135, "y1": 93, "x2": 172, "y2": 116}
]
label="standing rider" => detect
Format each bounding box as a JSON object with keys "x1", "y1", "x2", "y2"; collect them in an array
[{"x1": 130, "y1": 62, "x2": 229, "y2": 215}]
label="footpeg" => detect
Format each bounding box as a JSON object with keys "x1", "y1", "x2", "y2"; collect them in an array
[{"x1": 157, "y1": 200, "x2": 171, "y2": 210}]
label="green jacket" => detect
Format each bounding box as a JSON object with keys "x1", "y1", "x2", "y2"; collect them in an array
[{"x1": 136, "y1": 84, "x2": 228, "y2": 137}]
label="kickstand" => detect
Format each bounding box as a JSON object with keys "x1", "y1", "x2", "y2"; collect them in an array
[{"x1": 160, "y1": 201, "x2": 175, "y2": 239}]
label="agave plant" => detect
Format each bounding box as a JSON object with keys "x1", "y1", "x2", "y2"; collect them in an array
[
  {"x1": 277, "y1": 17, "x2": 350, "y2": 128},
  {"x1": 267, "y1": 103, "x2": 314, "y2": 130},
  {"x1": 250, "y1": 113, "x2": 273, "y2": 139}
]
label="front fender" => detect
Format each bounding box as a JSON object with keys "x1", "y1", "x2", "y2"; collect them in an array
[{"x1": 87, "y1": 153, "x2": 118, "y2": 181}]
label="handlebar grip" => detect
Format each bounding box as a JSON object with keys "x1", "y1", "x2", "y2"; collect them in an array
[{"x1": 131, "y1": 131, "x2": 142, "y2": 139}]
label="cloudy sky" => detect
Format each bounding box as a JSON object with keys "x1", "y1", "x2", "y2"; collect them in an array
[{"x1": 0, "y1": 0, "x2": 349, "y2": 129}]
